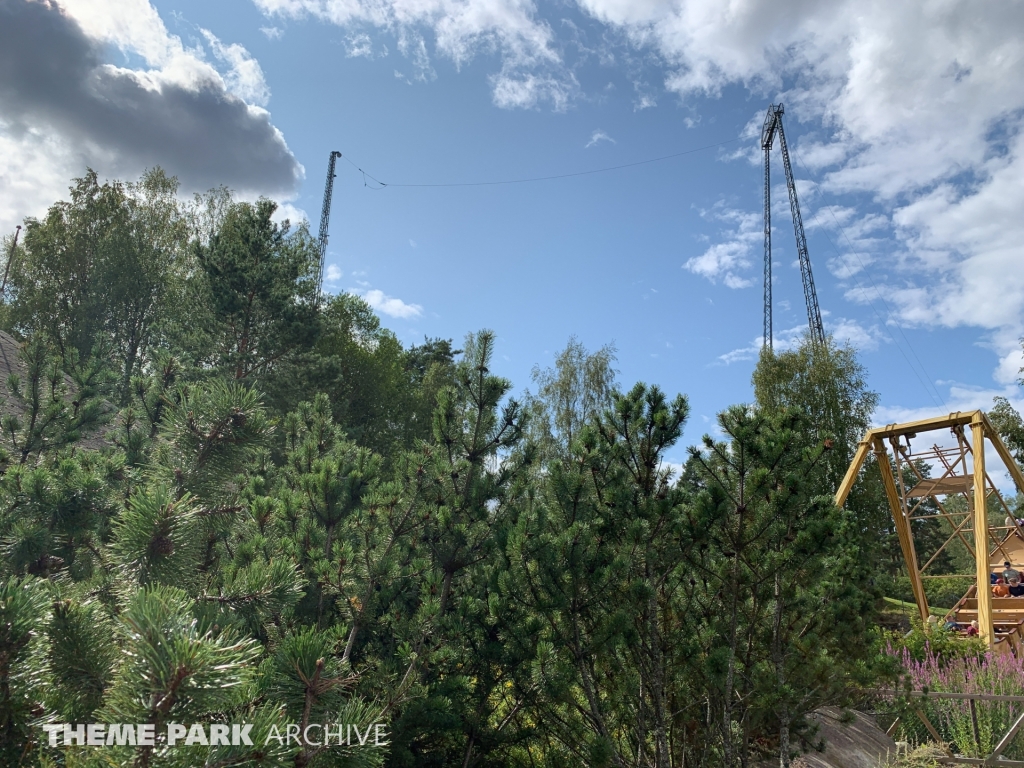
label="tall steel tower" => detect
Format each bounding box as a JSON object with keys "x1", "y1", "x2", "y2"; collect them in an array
[
  {"x1": 761, "y1": 104, "x2": 825, "y2": 349},
  {"x1": 315, "y1": 150, "x2": 343, "y2": 304}
]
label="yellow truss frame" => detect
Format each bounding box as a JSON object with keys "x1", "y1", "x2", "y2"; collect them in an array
[{"x1": 835, "y1": 410, "x2": 1024, "y2": 647}]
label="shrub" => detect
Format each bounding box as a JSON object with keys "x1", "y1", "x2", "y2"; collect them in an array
[{"x1": 887, "y1": 644, "x2": 1024, "y2": 758}]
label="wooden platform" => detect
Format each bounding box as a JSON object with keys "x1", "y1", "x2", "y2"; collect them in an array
[{"x1": 942, "y1": 535, "x2": 1024, "y2": 653}]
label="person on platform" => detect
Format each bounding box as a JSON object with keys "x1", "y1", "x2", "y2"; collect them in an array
[
  {"x1": 994, "y1": 577, "x2": 1010, "y2": 597},
  {"x1": 966, "y1": 620, "x2": 980, "y2": 637},
  {"x1": 1003, "y1": 561, "x2": 1021, "y2": 584},
  {"x1": 1006, "y1": 516, "x2": 1024, "y2": 539}
]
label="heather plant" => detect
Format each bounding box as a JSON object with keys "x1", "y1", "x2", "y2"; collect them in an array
[{"x1": 889, "y1": 644, "x2": 1024, "y2": 758}]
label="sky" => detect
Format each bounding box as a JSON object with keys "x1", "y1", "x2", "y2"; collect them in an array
[{"x1": 1, "y1": 0, "x2": 1024, "y2": 469}]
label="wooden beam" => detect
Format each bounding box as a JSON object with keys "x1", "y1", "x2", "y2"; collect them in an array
[
  {"x1": 912, "y1": 707, "x2": 954, "y2": 757},
  {"x1": 867, "y1": 411, "x2": 979, "y2": 441},
  {"x1": 907, "y1": 477, "x2": 973, "y2": 496},
  {"x1": 868, "y1": 689, "x2": 1024, "y2": 703},
  {"x1": 972, "y1": 413, "x2": 994, "y2": 648},
  {"x1": 992, "y1": 708, "x2": 1024, "y2": 757},
  {"x1": 983, "y1": 413, "x2": 1024, "y2": 496},
  {"x1": 874, "y1": 437, "x2": 929, "y2": 622},
  {"x1": 835, "y1": 438, "x2": 872, "y2": 508}
]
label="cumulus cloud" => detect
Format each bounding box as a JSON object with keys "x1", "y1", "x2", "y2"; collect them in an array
[
  {"x1": 361, "y1": 288, "x2": 423, "y2": 319},
  {"x1": 684, "y1": 206, "x2": 760, "y2": 288},
  {"x1": 570, "y1": 0, "x2": 1024, "y2": 384},
  {"x1": 200, "y1": 28, "x2": 271, "y2": 106},
  {"x1": 715, "y1": 315, "x2": 881, "y2": 367},
  {"x1": 0, "y1": 0, "x2": 301, "y2": 232},
  {"x1": 273, "y1": 201, "x2": 309, "y2": 225},
  {"x1": 716, "y1": 323, "x2": 809, "y2": 366}
]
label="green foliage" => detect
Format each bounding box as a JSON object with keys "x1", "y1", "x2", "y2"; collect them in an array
[
  {"x1": 0, "y1": 168, "x2": 914, "y2": 768},
  {"x1": 45, "y1": 597, "x2": 117, "y2": 723},
  {"x1": 0, "y1": 335, "x2": 111, "y2": 465},
  {"x1": 888, "y1": 618, "x2": 987, "y2": 665},
  {"x1": 889, "y1": 644, "x2": 1024, "y2": 759},
  {"x1": 192, "y1": 197, "x2": 320, "y2": 394},
  {"x1": 111, "y1": 485, "x2": 201, "y2": 588},
  {"x1": 8, "y1": 169, "x2": 190, "y2": 399},
  {"x1": 523, "y1": 336, "x2": 617, "y2": 463},
  {"x1": 0, "y1": 577, "x2": 49, "y2": 764},
  {"x1": 991, "y1": 396, "x2": 1024, "y2": 466},
  {"x1": 753, "y1": 334, "x2": 878, "y2": 492}
]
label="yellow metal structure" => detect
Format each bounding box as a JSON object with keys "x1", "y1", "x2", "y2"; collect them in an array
[{"x1": 835, "y1": 410, "x2": 1024, "y2": 649}]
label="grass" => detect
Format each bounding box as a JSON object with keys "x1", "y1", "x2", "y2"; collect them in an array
[
  {"x1": 883, "y1": 596, "x2": 951, "y2": 618},
  {"x1": 879, "y1": 743, "x2": 948, "y2": 767}
]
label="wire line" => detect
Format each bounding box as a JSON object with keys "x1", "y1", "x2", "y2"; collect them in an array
[
  {"x1": 340, "y1": 137, "x2": 743, "y2": 189},
  {"x1": 340, "y1": 133, "x2": 942, "y2": 406}
]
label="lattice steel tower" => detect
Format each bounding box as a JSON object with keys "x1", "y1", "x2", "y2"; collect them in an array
[
  {"x1": 761, "y1": 104, "x2": 825, "y2": 349},
  {"x1": 315, "y1": 150, "x2": 343, "y2": 304}
]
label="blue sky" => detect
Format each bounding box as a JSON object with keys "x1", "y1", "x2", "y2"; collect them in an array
[{"x1": 2, "y1": 0, "x2": 1023, "y2": 463}]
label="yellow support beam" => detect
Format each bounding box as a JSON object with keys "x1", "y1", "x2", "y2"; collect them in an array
[
  {"x1": 983, "y1": 413, "x2": 1024, "y2": 496},
  {"x1": 868, "y1": 411, "x2": 978, "y2": 440},
  {"x1": 971, "y1": 413, "x2": 994, "y2": 648},
  {"x1": 834, "y1": 439, "x2": 872, "y2": 508},
  {"x1": 874, "y1": 436, "x2": 929, "y2": 623},
  {"x1": 836, "y1": 409, "x2": 1024, "y2": 641}
]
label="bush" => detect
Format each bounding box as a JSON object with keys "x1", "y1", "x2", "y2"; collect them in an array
[
  {"x1": 886, "y1": 644, "x2": 1024, "y2": 758},
  {"x1": 888, "y1": 618, "x2": 987, "y2": 664}
]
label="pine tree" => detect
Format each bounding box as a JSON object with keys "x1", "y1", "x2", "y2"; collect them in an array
[
  {"x1": 506, "y1": 382, "x2": 690, "y2": 768},
  {"x1": 193, "y1": 198, "x2": 320, "y2": 395},
  {"x1": 0, "y1": 577, "x2": 49, "y2": 764}
]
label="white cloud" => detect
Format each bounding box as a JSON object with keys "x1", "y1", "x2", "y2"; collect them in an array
[
  {"x1": 360, "y1": 288, "x2": 423, "y2": 318},
  {"x1": 271, "y1": 201, "x2": 308, "y2": 225},
  {"x1": 828, "y1": 317, "x2": 884, "y2": 351},
  {"x1": 685, "y1": 241, "x2": 749, "y2": 282},
  {"x1": 0, "y1": 0, "x2": 299, "y2": 235},
  {"x1": 345, "y1": 32, "x2": 377, "y2": 58},
  {"x1": 260, "y1": 26, "x2": 283, "y2": 39},
  {"x1": 634, "y1": 93, "x2": 656, "y2": 111},
  {"x1": 684, "y1": 205, "x2": 760, "y2": 288},
  {"x1": 567, "y1": 0, "x2": 1024, "y2": 387},
  {"x1": 325, "y1": 264, "x2": 342, "y2": 282},
  {"x1": 585, "y1": 129, "x2": 615, "y2": 148},
  {"x1": 253, "y1": 0, "x2": 570, "y2": 107},
  {"x1": 715, "y1": 316, "x2": 881, "y2": 365},
  {"x1": 716, "y1": 324, "x2": 806, "y2": 366},
  {"x1": 201, "y1": 29, "x2": 271, "y2": 106},
  {"x1": 490, "y1": 71, "x2": 578, "y2": 111}
]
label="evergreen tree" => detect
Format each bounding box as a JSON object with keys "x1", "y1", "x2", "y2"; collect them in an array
[
  {"x1": 192, "y1": 198, "x2": 320, "y2": 394},
  {"x1": 0, "y1": 168, "x2": 907, "y2": 768}
]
